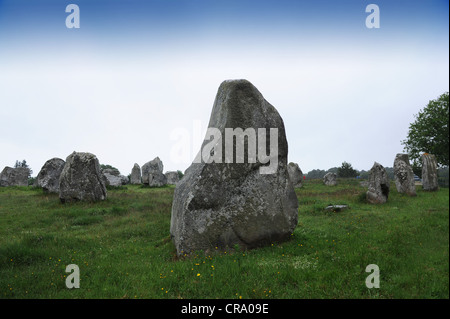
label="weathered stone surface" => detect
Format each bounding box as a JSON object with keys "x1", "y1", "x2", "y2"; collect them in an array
[
  {"x1": 165, "y1": 171, "x2": 180, "y2": 185},
  {"x1": 148, "y1": 172, "x2": 167, "y2": 187},
  {"x1": 170, "y1": 79, "x2": 298, "y2": 256},
  {"x1": 130, "y1": 163, "x2": 141, "y2": 184},
  {"x1": 422, "y1": 153, "x2": 439, "y2": 191},
  {"x1": 366, "y1": 162, "x2": 390, "y2": 204},
  {"x1": 119, "y1": 175, "x2": 129, "y2": 185},
  {"x1": 142, "y1": 157, "x2": 164, "y2": 185},
  {"x1": 323, "y1": 172, "x2": 337, "y2": 186},
  {"x1": 59, "y1": 152, "x2": 107, "y2": 203},
  {"x1": 103, "y1": 172, "x2": 123, "y2": 187},
  {"x1": 0, "y1": 167, "x2": 29, "y2": 187},
  {"x1": 142, "y1": 157, "x2": 166, "y2": 187},
  {"x1": 35, "y1": 158, "x2": 65, "y2": 193},
  {"x1": 287, "y1": 162, "x2": 303, "y2": 188},
  {"x1": 102, "y1": 168, "x2": 120, "y2": 176},
  {"x1": 393, "y1": 153, "x2": 416, "y2": 196}
]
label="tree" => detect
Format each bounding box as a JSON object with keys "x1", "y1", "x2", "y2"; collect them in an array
[
  {"x1": 402, "y1": 92, "x2": 449, "y2": 167},
  {"x1": 100, "y1": 164, "x2": 120, "y2": 175},
  {"x1": 337, "y1": 161, "x2": 358, "y2": 178},
  {"x1": 306, "y1": 169, "x2": 326, "y2": 179},
  {"x1": 14, "y1": 159, "x2": 32, "y2": 177}
]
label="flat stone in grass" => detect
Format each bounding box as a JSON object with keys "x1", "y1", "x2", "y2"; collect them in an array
[{"x1": 324, "y1": 204, "x2": 348, "y2": 212}]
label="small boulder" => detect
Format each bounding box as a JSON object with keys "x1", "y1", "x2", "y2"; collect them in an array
[{"x1": 323, "y1": 172, "x2": 337, "y2": 186}]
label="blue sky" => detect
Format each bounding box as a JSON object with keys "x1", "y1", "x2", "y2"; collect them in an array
[
  {"x1": 1, "y1": 1, "x2": 448, "y2": 50},
  {"x1": 0, "y1": 0, "x2": 448, "y2": 176}
]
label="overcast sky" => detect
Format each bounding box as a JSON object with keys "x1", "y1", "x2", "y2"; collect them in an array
[{"x1": 0, "y1": 0, "x2": 448, "y2": 177}]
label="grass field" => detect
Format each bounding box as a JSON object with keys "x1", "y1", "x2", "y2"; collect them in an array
[{"x1": 0, "y1": 179, "x2": 448, "y2": 299}]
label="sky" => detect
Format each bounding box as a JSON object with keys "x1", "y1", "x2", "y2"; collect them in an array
[{"x1": 0, "y1": 0, "x2": 448, "y2": 177}]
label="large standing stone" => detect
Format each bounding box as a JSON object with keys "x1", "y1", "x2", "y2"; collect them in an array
[
  {"x1": 323, "y1": 172, "x2": 337, "y2": 186},
  {"x1": 165, "y1": 171, "x2": 180, "y2": 185},
  {"x1": 0, "y1": 167, "x2": 29, "y2": 187},
  {"x1": 142, "y1": 157, "x2": 167, "y2": 187},
  {"x1": 366, "y1": 162, "x2": 390, "y2": 204},
  {"x1": 35, "y1": 158, "x2": 65, "y2": 193},
  {"x1": 59, "y1": 152, "x2": 107, "y2": 203},
  {"x1": 170, "y1": 79, "x2": 298, "y2": 256},
  {"x1": 130, "y1": 163, "x2": 142, "y2": 184},
  {"x1": 393, "y1": 153, "x2": 416, "y2": 196},
  {"x1": 287, "y1": 162, "x2": 303, "y2": 188},
  {"x1": 422, "y1": 153, "x2": 439, "y2": 191}
]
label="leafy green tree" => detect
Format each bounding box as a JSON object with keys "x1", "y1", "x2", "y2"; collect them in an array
[
  {"x1": 337, "y1": 161, "x2": 357, "y2": 178},
  {"x1": 402, "y1": 92, "x2": 449, "y2": 167}
]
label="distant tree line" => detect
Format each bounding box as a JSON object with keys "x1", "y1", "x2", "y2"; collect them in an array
[
  {"x1": 306, "y1": 162, "x2": 360, "y2": 179},
  {"x1": 306, "y1": 161, "x2": 392, "y2": 180},
  {"x1": 306, "y1": 161, "x2": 448, "y2": 187}
]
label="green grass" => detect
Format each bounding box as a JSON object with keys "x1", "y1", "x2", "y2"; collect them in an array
[{"x1": 0, "y1": 180, "x2": 448, "y2": 299}]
